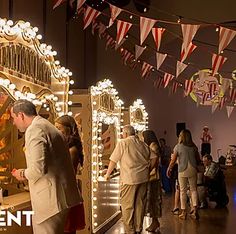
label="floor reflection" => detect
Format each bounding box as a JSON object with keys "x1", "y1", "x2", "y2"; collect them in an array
[{"x1": 105, "y1": 167, "x2": 236, "y2": 234}]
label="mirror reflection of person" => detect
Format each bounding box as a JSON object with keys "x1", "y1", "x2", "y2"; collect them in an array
[
  {"x1": 105, "y1": 125, "x2": 157, "y2": 234},
  {"x1": 10, "y1": 100, "x2": 82, "y2": 234}
]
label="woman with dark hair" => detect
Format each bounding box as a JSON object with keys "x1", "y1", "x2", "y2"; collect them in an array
[
  {"x1": 142, "y1": 130, "x2": 162, "y2": 232},
  {"x1": 167, "y1": 129, "x2": 200, "y2": 220},
  {"x1": 55, "y1": 115, "x2": 85, "y2": 234}
]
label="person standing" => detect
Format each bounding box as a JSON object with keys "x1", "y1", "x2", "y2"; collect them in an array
[
  {"x1": 142, "y1": 130, "x2": 162, "y2": 232},
  {"x1": 55, "y1": 115, "x2": 86, "y2": 234},
  {"x1": 200, "y1": 126, "x2": 212, "y2": 156},
  {"x1": 11, "y1": 100, "x2": 82, "y2": 234},
  {"x1": 104, "y1": 125, "x2": 157, "y2": 234},
  {"x1": 167, "y1": 129, "x2": 200, "y2": 220}
]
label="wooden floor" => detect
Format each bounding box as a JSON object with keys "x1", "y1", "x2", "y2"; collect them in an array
[{"x1": 105, "y1": 167, "x2": 236, "y2": 234}]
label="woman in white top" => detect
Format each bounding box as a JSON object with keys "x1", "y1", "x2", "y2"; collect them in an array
[{"x1": 167, "y1": 129, "x2": 200, "y2": 220}]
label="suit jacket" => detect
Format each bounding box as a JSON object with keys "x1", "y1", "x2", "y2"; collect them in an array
[{"x1": 24, "y1": 116, "x2": 82, "y2": 224}]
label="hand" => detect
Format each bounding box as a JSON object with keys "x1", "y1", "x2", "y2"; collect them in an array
[
  {"x1": 101, "y1": 169, "x2": 108, "y2": 176},
  {"x1": 166, "y1": 168, "x2": 172, "y2": 178},
  {"x1": 104, "y1": 173, "x2": 110, "y2": 181},
  {"x1": 11, "y1": 169, "x2": 26, "y2": 181}
]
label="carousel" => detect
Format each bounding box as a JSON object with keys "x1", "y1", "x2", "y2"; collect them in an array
[
  {"x1": 69, "y1": 79, "x2": 123, "y2": 233},
  {"x1": 0, "y1": 18, "x2": 71, "y2": 233}
]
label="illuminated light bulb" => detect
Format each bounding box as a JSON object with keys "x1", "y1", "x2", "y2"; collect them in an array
[
  {"x1": 93, "y1": 171, "x2": 97, "y2": 174},
  {"x1": 92, "y1": 162, "x2": 97, "y2": 165},
  {"x1": 9, "y1": 84, "x2": 16, "y2": 90},
  {"x1": 25, "y1": 22, "x2": 30, "y2": 27},
  {"x1": 52, "y1": 51, "x2": 57, "y2": 56},
  {"x1": 69, "y1": 80, "x2": 74, "y2": 85},
  {"x1": 47, "y1": 45, "x2": 52, "y2": 50},
  {"x1": 0, "y1": 19, "x2": 5, "y2": 26},
  {"x1": 68, "y1": 101, "x2": 72, "y2": 105},
  {"x1": 68, "y1": 111, "x2": 73, "y2": 116},
  {"x1": 41, "y1": 43, "x2": 46, "y2": 48},
  {"x1": 68, "y1": 90, "x2": 73, "y2": 95},
  {"x1": 98, "y1": 162, "x2": 102, "y2": 166},
  {"x1": 93, "y1": 188, "x2": 97, "y2": 192},
  {"x1": 36, "y1": 34, "x2": 42, "y2": 40},
  {"x1": 46, "y1": 107, "x2": 50, "y2": 111},
  {"x1": 94, "y1": 223, "x2": 98, "y2": 227},
  {"x1": 7, "y1": 20, "x2": 13, "y2": 26},
  {"x1": 92, "y1": 101, "x2": 97, "y2": 105},
  {"x1": 130, "y1": 15, "x2": 133, "y2": 19},
  {"x1": 53, "y1": 96, "x2": 58, "y2": 101},
  {"x1": 3, "y1": 79, "x2": 10, "y2": 86},
  {"x1": 68, "y1": 72, "x2": 72, "y2": 76},
  {"x1": 93, "y1": 197, "x2": 97, "y2": 201},
  {"x1": 55, "y1": 60, "x2": 60, "y2": 65},
  {"x1": 33, "y1": 27, "x2": 38, "y2": 32},
  {"x1": 43, "y1": 103, "x2": 47, "y2": 108},
  {"x1": 93, "y1": 214, "x2": 98, "y2": 218},
  {"x1": 93, "y1": 205, "x2": 97, "y2": 209}
]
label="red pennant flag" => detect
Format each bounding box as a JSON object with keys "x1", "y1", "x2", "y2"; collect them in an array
[
  {"x1": 212, "y1": 53, "x2": 227, "y2": 76},
  {"x1": 84, "y1": 6, "x2": 101, "y2": 29},
  {"x1": 121, "y1": 49, "x2": 133, "y2": 65},
  {"x1": 76, "y1": 0, "x2": 86, "y2": 10},
  {"x1": 163, "y1": 73, "x2": 174, "y2": 88},
  {"x1": 180, "y1": 43, "x2": 197, "y2": 62},
  {"x1": 172, "y1": 82, "x2": 179, "y2": 94},
  {"x1": 130, "y1": 61, "x2": 138, "y2": 70},
  {"x1": 140, "y1": 17, "x2": 157, "y2": 45},
  {"x1": 142, "y1": 62, "x2": 152, "y2": 78},
  {"x1": 176, "y1": 61, "x2": 188, "y2": 78},
  {"x1": 219, "y1": 27, "x2": 236, "y2": 53},
  {"x1": 219, "y1": 96, "x2": 226, "y2": 110},
  {"x1": 202, "y1": 92, "x2": 209, "y2": 104},
  {"x1": 109, "y1": 4, "x2": 122, "y2": 27},
  {"x1": 53, "y1": 0, "x2": 65, "y2": 9},
  {"x1": 181, "y1": 24, "x2": 200, "y2": 50},
  {"x1": 184, "y1": 79, "x2": 194, "y2": 96},
  {"x1": 98, "y1": 22, "x2": 106, "y2": 38},
  {"x1": 156, "y1": 52, "x2": 167, "y2": 70},
  {"x1": 154, "y1": 78, "x2": 163, "y2": 89},
  {"x1": 226, "y1": 106, "x2": 234, "y2": 118},
  {"x1": 208, "y1": 82, "x2": 217, "y2": 98},
  {"x1": 91, "y1": 21, "x2": 99, "y2": 35},
  {"x1": 135, "y1": 45, "x2": 146, "y2": 60},
  {"x1": 105, "y1": 35, "x2": 115, "y2": 50},
  {"x1": 229, "y1": 88, "x2": 236, "y2": 103},
  {"x1": 152, "y1": 28, "x2": 165, "y2": 51},
  {"x1": 116, "y1": 20, "x2": 132, "y2": 45}
]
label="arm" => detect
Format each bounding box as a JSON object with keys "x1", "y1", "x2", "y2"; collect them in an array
[
  {"x1": 166, "y1": 152, "x2": 178, "y2": 178},
  {"x1": 104, "y1": 160, "x2": 117, "y2": 180},
  {"x1": 69, "y1": 146, "x2": 80, "y2": 173},
  {"x1": 24, "y1": 127, "x2": 48, "y2": 183}
]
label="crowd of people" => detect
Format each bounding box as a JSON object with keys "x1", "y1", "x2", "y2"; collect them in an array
[{"x1": 9, "y1": 99, "x2": 229, "y2": 234}]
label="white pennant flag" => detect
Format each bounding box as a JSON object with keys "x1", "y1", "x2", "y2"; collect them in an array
[
  {"x1": 181, "y1": 24, "x2": 200, "y2": 50},
  {"x1": 212, "y1": 103, "x2": 218, "y2": 113},
  {"x1": 116, "y1": 20, "x2": 132, "y2": 45},
  {"x1": 212, "y1": 53, "x2": 227, "y2": 76},
  {"x1": 226, "y1": 106, "x2": 234, "y2": 118},
  {"x1": 156, "y1": 52, "x2": 167, "y2": 70},
  {"x1": 140, "y1": 17, "x2": 157, "y2": 45},
  {"x1": 219, "y1": 27, "x2": 236, "y2": 54},
  {"x1": 109, "y1": 4, "x2": 122, "y2": 27},
  {"x1": 135, "y1": 45, "x2": 146, "y2": 60},
  {"x1": 84, "y1": 6, "x2": 101, "y2": 29},
  {"x1": 152, "y1": 27, "x2": 165, "y2": 51},
  {"x1": 176, "y1": 61, "x2": 188, "y2": 78}
]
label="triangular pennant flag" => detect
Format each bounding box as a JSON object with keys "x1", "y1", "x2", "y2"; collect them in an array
[
  {"x1": 91, "y1": 21, "x2": 99, "y2": 35},
  {"x1": 140, "y1": 17, "x2": 157, "y2": 45},
  {"x1": 121, "y1": 49, "x2": 133, "y2": 65},
  {"x1": 163, "y1": 73, "x2": 174, "y2": 88},
  {"x1": 109, "y1": 4, "x2": 122, "y2": 27},
  {"x1": 98, "y1": 22, "x2": 106, "y2": 38},
  {"x1": 212, "y1": 103, "x2": 218, "y2": 113},
  {"x1": 156, "y1": 52, "x2": 167, "y2": 70},
  {"x1": 130, "y1": 60, "x2": 138, "y2": 70},
  {"x1": 152, "y1": 28, "x2": 165, "y2": 51},
  {"x1": 172, "y1": 82, "x2": 179, "y2": 94},
  {"x1": 84, "y1": 6, "x2": 101, "y2": 29},
  {"x1": 184, "y1": 79, "x2": 194, "y2": 96},
  {"x1": 229, "y1": 88, "x2": 236, "y2": 103},
  {"x1": 115, "y1": 38, "x2": 126, "y2": 50},
  {"x1": 219, "y1": 27, "x2": 236, "y2": 54},
  {"x1": 176, "y1": 61, "x2": 188, "y2": 78},
  {"x1": 135, "y1": 45, "x2": 146, "y2": 60},
  {"x1": 208, "y1": 82, "x2": 217, "y2": 98},
  {"x1": 116, "y1": 20, "x2": 132, "y2": 45},
  {"x1": 76, "y1": 0, "x2": 86, "y2": 10},
  {"x1": 219, "y1": 96, "x2": 226, "y2": 110},
  {"x1": 212, "y1": 53, "x2": 227, "y2": 76},
  {"x1": 181, "y1": 24, "x2": 200, "y2": 50},
  {"x1": 202, "y1": 92, "x2": 209, "y2": 104},
  {"x1": 154, "y1": 78, "x2": 163, "y2": 89},
  {"x1": 226, "y1": 106, "x2": 234, "y2": 118},
  {"x1": 141, "y1": 62, "x2": 153, "y2": 78},
  {"x1": 221, "y1": 78, "x2": 231, "y2": 94},
  {"x1": 105, "y1": 35, "x2": 114, "y2": 50},
  {"x1": 53, "y1": 0, "x2": 65, "y2": 9},
  {"x1": 180, "y1": 43, "x2": 197, "y2": 62}
]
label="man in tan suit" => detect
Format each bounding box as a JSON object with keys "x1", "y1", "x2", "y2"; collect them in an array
[{"x1": 11, "y1": 99, "x2": 82, "y2": 234}]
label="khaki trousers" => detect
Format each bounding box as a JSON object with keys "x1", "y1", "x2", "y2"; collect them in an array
[
  {"x1": 32, "y1": 209, "x2": 69, "y2": 234},
  {"x1": 120, "y1": 183, "x2": 147, "y2": 233}
]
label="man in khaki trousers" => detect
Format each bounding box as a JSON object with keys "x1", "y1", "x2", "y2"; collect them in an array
[{"x1": 105, "y1": 125, "x2": 157, "y2": 234}]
